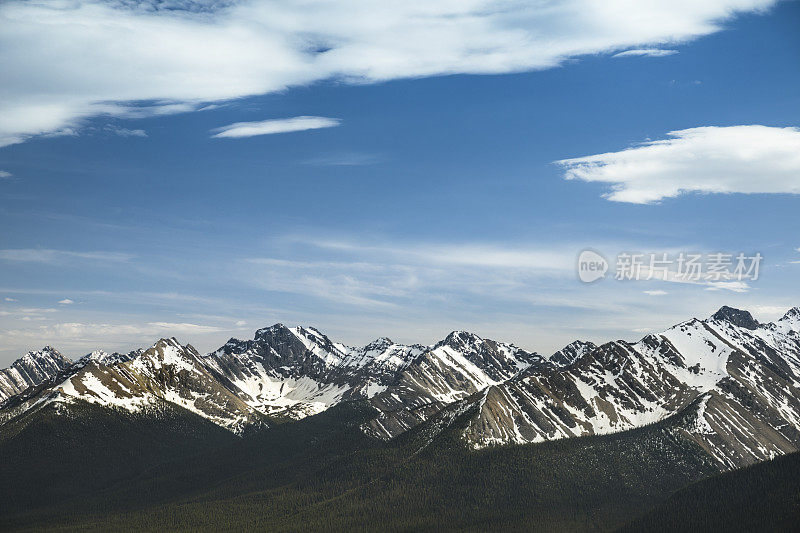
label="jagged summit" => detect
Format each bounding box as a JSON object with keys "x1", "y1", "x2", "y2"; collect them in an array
[
  {"x1": 151, "y1": 337, "x2": 184, "y2": 348},
  {"x1": 711, "y1": 305, "x2": 760, "y2": 330},
  {"x1": 771, "y1": 306, "x2": 800, "y2": 334},
  {"x1": 254, "y1": 323, "x2": 291, "y2": 338},
  {"x1": 78, "y1": 347, "x2": 141, "y2": 366},
  {"x1": 436, "y1": 330, "x2": 487, "y2": 350},
  {"x1": 363, "y1": 337, "x2": 394, "y2": 351},
  {"x1": 550, "y1": 340, "x2": 597, "y2": 367},
  {"x1": 782, "y1": 307, "x2": 800, "y2": 320},
  {"x1": 0, "y1": 347, "x2": 72, "y2": 401},
  {"x1": 20, "y1": 345, "x2": 66, "y2": 362},
  {"x1": 17, "y1": 347, "x2": 70, "y2": 367}
]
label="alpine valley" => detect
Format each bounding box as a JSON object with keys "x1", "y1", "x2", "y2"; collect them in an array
[{"x1": 2, "y1": 305, "x2": 800, "y2": 531}]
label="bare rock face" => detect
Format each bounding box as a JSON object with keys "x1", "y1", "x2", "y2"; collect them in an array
[{"x1": 712, "y1": 305, "x2": 760, "y2": 330}]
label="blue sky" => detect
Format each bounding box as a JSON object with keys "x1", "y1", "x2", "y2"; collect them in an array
[{"x1": 0, "y1": 0, "x2": 799, "y2": 363}]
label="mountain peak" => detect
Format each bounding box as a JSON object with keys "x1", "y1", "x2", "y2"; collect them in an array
[
  {"x1": 439, "y1": 330, "x2": 484, "y2": 349},
  {"x1": 711, "y1": 306, "x2": 759, "y2": 330},
  {"x1": 781, "y1": 307, "x2": 800, "y2": 320},
  {"x1": 550, "y1": 340, "x2": 597, "y2": 367},
  {"x1": 20, "y1": 346, "x2": 69, "y2": 365},
  {"x1": 80, "y1": 350, "x2": 109, "y2": 363},
  {"x1": 130, "y1": 338, "x2": 202, "y2": 375},
  {"x1": 254, "y1": 323, "x2": 292, "y2": 338},
  {"x1": 364, "y1": 337, "x2": 394, "y2": 351},
  {"x1": 1, "y1": 346, "x2": 73, "y2": 401},
  {"x1": 150, "y1": 337, "x2": 183, "y2": 349},
  {"x1": 79, "y1": 350, "x2": 136, "y2": 366}
]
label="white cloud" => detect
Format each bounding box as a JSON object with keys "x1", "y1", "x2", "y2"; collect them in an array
[
  {"x1": 0, "y1": 307, "x2": 58, "y2": 319},
  {"x1": 0, "y1": 170, "x2": 11, "y2": 178},
  {"x1": 704, "y1": 281, "x2": 751, "y2": 292},
  {"x1": 0, "y1": 0, "x2": 778, "y2": 146},
  {"x1": 0, "y1": 249, "x2": 134, "y2": 263},
  {"x1": 242, "y1": 237, "x2": 585, "y2": 310},
  {"x1": 751, "y1": 305, "x2": 791, "y2": 321},
  {"x1": 104, "y1": 124, "x2": 147, "y2": 137},
  {"x1": 244, "y1": 258, "x2": 409, "y2": 308},
  {"x1": 643, "y1": 290, "x2": 668, "y2": 295},
  {"x1": 211, "y1": 116, "x2": 340, "y2": 138},
  {"x1": 612, "y1": 48, "x2": 677, "y2": 57},
  {"x1": 243, "y1": 238, "x2": 669, "y2": 310},
  {"x1": 0, "y1": 321, "x2": 223, "y2": 343},
  {"x1": 303, "y1": 238, "x2": 576, "y2": 271},
  {"x1": 147, "y1": 322, "x2": 223, "y2": 334},
  {"x1": 4, "y1": 297, "x2": 16, "y2": 302},
  {"x1": 618, "y1": 257, "x2": 759, "y2": 293},
  {"x1": 58, "y1": 299, "x2": 74, "y2": 305},
  {"x1": 557, "y1": 125, "x2": 800, "y2": 203}
]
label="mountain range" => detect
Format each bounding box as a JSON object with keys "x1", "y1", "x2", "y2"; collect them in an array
[{"x1": 2, "y1": 305, "x2": 800, "y2": 530}]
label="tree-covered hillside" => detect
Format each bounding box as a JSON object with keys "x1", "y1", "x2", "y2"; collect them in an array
[{"x1": 1, "y1": 399, "x2": 721, "y2": 532}]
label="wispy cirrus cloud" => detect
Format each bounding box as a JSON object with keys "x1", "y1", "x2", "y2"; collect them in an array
[
  {"x1": 303, "y1": 238, "x2": 576, "y2": 272},
  {"x1": 103, "y1": 124, "x2": 147, "y2": 137},
  {"x1": 557, "y1": 125, "x2": 800, "y2": 203},
  {"x1": 704, "y1": 281, "x2": 751, "y2": 293},
  {"x1": 0, "y1": 249, "x2": 134, "y2": 264},
  {"x1": 0, "y1": 234, "x2": 786, "y2": 361},
  {"x1": 0, "y1": 0, "x2": 779, "y2": 147},
  {"x1": 751, "y1": 305, "x2": 793, "y2": 320},
  {"x1": 242, "y1": 238, "x2": 581, "y2": 310},
  {"x1": 623, "y1": 259, "x2": 758, "y2": 293},
  {"x1": 612, "y1": 48, "x2": 677, "y2": 58},
  {"x1": 247, "y1": 236, "x2": 767, "y2": 325},
  {"x1": 211, "y1": 116, "x2": 340, "y2": 138},
  {"x1": 0, "y1": 321, "x2": 223, "y2": 343},
  {"x1": 0, "y1": 307, "x2": 58, "y2": 319}
]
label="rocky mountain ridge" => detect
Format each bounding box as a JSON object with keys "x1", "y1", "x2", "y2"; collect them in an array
[{"x1": 2, "y1": 306, "x2": 799, "y2": 469}]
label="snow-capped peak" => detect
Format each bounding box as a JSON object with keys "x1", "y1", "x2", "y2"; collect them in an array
[
  {"x1": 0, "y1": 347, "x2": 73, "y2": 401},
  {"x1": 78, "y1": 349, "x2": 137, "y2": 366},
  {"x1": 550, "y1": 340, "x2": 597, "y2": 367},
  {"x1": 82, "y1": 350, "x2": 109, "y2": 362},
  {"x1": 128, "y1": 338, "x2": 202, "y2": 375},
  {"x1": 781, "y1": 306, "x2": 800, "y2": 323},
  {"x1": 19, "y1": 346, "x2": 66, "y2": 365},
  {"x1": 363, "y1": 337, "x2": 394, "y2": 351},
  {"x1": 437, "y1": 330, "x2": 486, "y2": 351},
  {"x1": 152, "y1": 337, "x2": 184, "y2": 350},
  {"x1": 772, "y1": 306, "x2": 800, "y2": 333}
]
